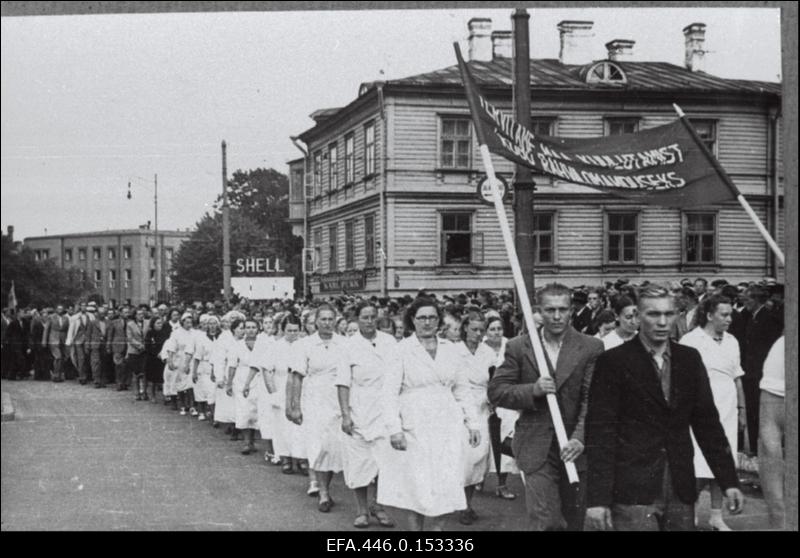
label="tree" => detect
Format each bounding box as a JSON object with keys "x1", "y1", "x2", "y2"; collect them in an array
[
  {"x1": 172, "y1": 209, "x2": 278, "y2": 302},
  {"x1": 216, "y1": 168, "x2": 304, "y2": 289},
  {"x1": 1, "y1": 231, "x2": 92, "y2": 308}
]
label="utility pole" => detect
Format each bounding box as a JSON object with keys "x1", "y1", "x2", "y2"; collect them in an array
[
  {"x1": 512, "y1": 9, "x2": 536, "y2": 312},
  {"x1": 222, "y1": 141, "x2": 231, "y2": 304},
  {"x1": 154, "y1": 173, "x2": 160, "y2": 300}
]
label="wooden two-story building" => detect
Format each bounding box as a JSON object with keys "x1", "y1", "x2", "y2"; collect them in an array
[{"x1": 290, "y1": 18, "x2": 783, "y2": 296}]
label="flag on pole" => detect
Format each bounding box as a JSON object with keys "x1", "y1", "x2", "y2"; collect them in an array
[
  {"x1": 455, "y1": 47, "x2": 740, "y2": 208},
  {"x1": 8, "y1": 280, "x2": 18, "y2": 310}
]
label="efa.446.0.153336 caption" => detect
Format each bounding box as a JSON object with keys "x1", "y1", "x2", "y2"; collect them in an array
[{"x1": 326, "y1": 538, "x2": 475, "y2": 552}]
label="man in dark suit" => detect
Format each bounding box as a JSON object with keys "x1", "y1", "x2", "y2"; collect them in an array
[
  {"x1": 585, "y1": 286, "x2": 743, "y2": 531},
  {"x1": 488, "y1": 283, "x2": 604, "y2": 531},
  {"x1": 86, "y1": 305, "x2": 110, "y2": 388},
  {"x1": 740, "y1": 285, "x2": 783, "y2": 455},
  {"x1": 570, "y1": 290, "x2": 591, "y2": 334}
]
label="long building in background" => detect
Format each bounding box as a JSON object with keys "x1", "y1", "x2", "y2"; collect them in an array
[
  {"x1": 23, "y1": 227, "x2": 190, "y2": 306},
  {"x1": 289, "y1": 17, "x2": 784, "y2": 296}
]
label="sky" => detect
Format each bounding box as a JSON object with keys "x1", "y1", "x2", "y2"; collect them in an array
[{"x1": 0, "y1": 6, "x2": 782, "y2": 241}]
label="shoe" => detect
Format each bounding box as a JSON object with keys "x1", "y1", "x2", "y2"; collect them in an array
[
  {"x1": 353, "y1": 514, "x2": 370, "y2": 528},
  {"x1": 270, "y1": 456, "x2": 282, "y2": 465},
  {"x1": 94, "y1": 383, "x2": 102, "y2": 389},
  {"x1": 189, "y1": 407, "x2": 198, "y2": 416},
  {"x1": 213, "y1": 421, "x2": 220, "y2": 428},
  {"x1": 318, "y1": 497, "x2": 334, "y2": 513},
  {"x1": 495, "y1": 485, "x2": 517, "y2": 500},
  {"x1": 197, "y1": 413, "x2": 207, "y2": 421},
  {"x1": 467, "y1": 508, "x2": 478, "y2": 521},
  {"x1": 281, "y1": 462, "x2": 294, "y2": 475},
  {"x1": 179, "y1": 408, "x2": 187, "y2": 416},
  {"x1": 264, "y1": 451, "x2": 274, "y2": 463},
  {"x1": 142, "y1": 394, "x2": 149, "y2": 401},
  {"x1": 709, "y1": 517, "x2": 732, "y2": 531},
  {"x1": 307, "y1": 481, "x2": 320, "y2": 497},
  {"x1": 369, "y1": 505, "x2": 395, "y2": 528},
  {"x1": 135, "y1": 394, "x2": 142, "y2": 401},
  {"x1": 79, "y1": 380, "x2": 87, "y2": 385},
  {"x1": 241, "y1": 444, "x2": 255, "y2": 455},
  {"x1": 459, "y1": 510, "x2": 474, "y2": 525}
]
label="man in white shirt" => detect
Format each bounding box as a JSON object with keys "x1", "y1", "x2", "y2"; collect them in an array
[{"x1": 758, "y1": 336, "x2": 785, "y2": 529}]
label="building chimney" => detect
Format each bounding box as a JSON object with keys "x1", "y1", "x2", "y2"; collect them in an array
[
  {"x1": 605, "y1": 39, "x2": 635, "y2": 61},
  {"x1": 468, "y1": 17, "x2": 493, "y2": 62},
  {"x1": 683, "y1": 23, "x2": 706, "y2": 72},
  {"x1": 7, "y1": 225, "x2": 14, "y2": 242},
  {"x1": 491, "y1": 30, "x2": 512, "y2": 59},
  {"x1": 557, "y1": 20, "x2": 595, "y2": 65}
]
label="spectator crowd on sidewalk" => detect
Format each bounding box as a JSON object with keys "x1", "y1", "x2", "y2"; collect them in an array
[{"x1": 0, "y1": 275, "x2": 786, "y2": 531}]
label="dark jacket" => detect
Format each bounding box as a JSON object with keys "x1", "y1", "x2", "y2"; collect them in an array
[
  {"x1": 742, "y1": 306, "x2": 783, "y2": 380},
  {"x1": 487, "y1": 326, "x2": 604, "y2": 474},
  {"x1": 585, "y1": 336, "x2": 738, "y2": 507}
]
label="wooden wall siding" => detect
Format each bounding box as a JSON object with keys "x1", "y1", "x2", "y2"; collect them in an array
[
  {"x1": 718, "y1": 204, "x2": 770, "y2": 269},
  {"x1": 309, "y1": 201, "x2": 379, "y2": 274},
  {"x1": 389, "y1": 102, "x2": 772, "y2": 197},
  {"x1": 307, "y1": 109, "x2": 383, "y2": 218},
  {"x1": 555, "y1": 207, "x2": 604, "y2": 265}
]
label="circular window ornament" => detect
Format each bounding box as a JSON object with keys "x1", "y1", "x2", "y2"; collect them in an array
[{"x1": 477, "y1": 175, "x2": 510, "y2": 205}]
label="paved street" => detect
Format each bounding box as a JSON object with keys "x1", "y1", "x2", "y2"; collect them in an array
[
  {"x1": 1, "y1": 379, "x2": 531, "y2": 531},
  {"x1": 1, "y1": 378, "x2": 774, "y2": 531}
]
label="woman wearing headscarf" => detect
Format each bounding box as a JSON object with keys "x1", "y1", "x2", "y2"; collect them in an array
[
  {"x1": 377, "y1": 297, "x2": 480, "y2": 531},
  {"x1": 287, "y1": 304, "x2": 345, "y2": 512}
]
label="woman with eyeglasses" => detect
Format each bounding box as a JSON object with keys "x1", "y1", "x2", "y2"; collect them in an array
[{"x1": 377, "y1": 297, "x2": 480, "y2": 531}]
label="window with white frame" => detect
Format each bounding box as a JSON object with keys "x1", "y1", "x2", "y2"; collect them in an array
[
  {"x1": 344, "y1": 133, "x2": 355, "y2": 185},
  {"x1": 123, "y1": 246, "x2": 132, "y2": 259},
  {"x1": 364, "y1": 214, "x2": 376, "y2": 267},
  {"x1": 108, "y1": 269, "x2": 116, "y2": 287},
  {"x1": 440, "y1": 212, "x2": 472, "y2": 265},
  {"x1": 93, "y1": 247, "x2": 101, "y2": 261},
  {"x1": 344, "y1": 220, "x2": 355, "y2": 269},
  {"x1": 364, "y1": 121, "x2": 376, "y2": 176},
  {"x1": 605, "y1": 118, "x2": 639, "y2": 136},
  {"x1": 684, "y1": 212, "x2": 717, "y2": 264},
  {"x1": 108, "y1": 247, "x2": 116, "y2": 260},
  {"x1": 440, "y1": 117, "x2": 471, "y2": 169},
  {"x1": 606, "y1": 212, "x2": 639, "y2": 264},
  {"x1": 689, "y1": 120, "x2": 717, "y2": 155},
  {"x1": 313, "y1": 228, "x2": 322, "y2": 272},
  {"x1": 533, "y1": 212, "x2": 556, "y2": 264},
  {"x1": 328, "y1": 143, "x2": 338, "y2": 192},
  {"x1": 328, "y1": 224, "x2": 338, "y2": 271},
  {"x1": 64, "y1": 248, "x2": 73, "y2": 262},
  {"x1": 313, "y1": 151, "x2": 322, "y2": 196},
  {"x1": 79, "y1": 248, "x2": 87, "y2": 261}
]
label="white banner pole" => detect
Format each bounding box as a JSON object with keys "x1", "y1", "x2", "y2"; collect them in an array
[{"x1": 479, "y1": 144, "x2": 580, "y2": 484}]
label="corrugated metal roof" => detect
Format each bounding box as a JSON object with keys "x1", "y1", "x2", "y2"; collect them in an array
[{"x1": 387, "y1": 58, "x2": 781, "y2": 95}]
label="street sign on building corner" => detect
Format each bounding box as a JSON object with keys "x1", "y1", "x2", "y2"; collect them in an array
[{"x1": 477, "y1": 174, "x2": 510, "y2": 205}]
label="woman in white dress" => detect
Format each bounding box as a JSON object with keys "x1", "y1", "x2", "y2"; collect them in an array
[
  {"x1": 336, "y1": 302, "x2": 397, "y2": 529},
  {"x1": 680, "y1": 294, "x2": 746, "y2": 531},
  {"x1": 602, "y1": 295, "x2": 638, "y2": 351},
  {"x1": 287, "y1": 304, "x2": 345, "y2": 512},
  {"x1": 166, "y1": 313, "x2": 196, "y2": 416},
  {"x1": 454, "y1": 311, "x2": 495, "y2": 525},
  {"x1": 377, "y1": 298, "x2": 480, "y2": 531},
  {"x1": 244, "y1": 318, "x2": 280, "y2": 464},
  {"x1": 191, "y1": 315, "x2": 220, "y2": 421},
  {"x1": 227, "y1": 318, "x2": 261, "y2": 455},
  {"x1": 270, "y1": 314, "x2": 306, "y2": 474},
  {"x1": 484, "y1": 315, "x2": 518, "y2": 500},
  {"x1": 212, "y1": 312, "x2": 238, "y2": 435}
]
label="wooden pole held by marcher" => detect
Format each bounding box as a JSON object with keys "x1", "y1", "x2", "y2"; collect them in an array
[{"x1": 479, "y1": 144, "x2": 580, "y2": 484}]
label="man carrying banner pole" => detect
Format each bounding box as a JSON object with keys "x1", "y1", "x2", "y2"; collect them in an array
[{"x1": 453, "y1": 44, "x2": 581, "y2": 492}]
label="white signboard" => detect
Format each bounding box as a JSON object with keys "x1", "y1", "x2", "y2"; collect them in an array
[{"x1": 231, "y1": 277, "x2": 295, "y2": 300}]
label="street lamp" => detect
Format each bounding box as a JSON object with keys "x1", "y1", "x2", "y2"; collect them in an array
[{"x1": 128, "y1": 174, "x2": 160, "y2": 303}]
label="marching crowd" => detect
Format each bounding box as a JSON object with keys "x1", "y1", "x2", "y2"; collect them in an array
[{"x1": 0, "y1": 275, "x2": 787, "y2": 531}]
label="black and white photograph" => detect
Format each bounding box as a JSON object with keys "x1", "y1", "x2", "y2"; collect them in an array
[{"x1": 1, "y1": 1, "x2": 796, "y2": 534}]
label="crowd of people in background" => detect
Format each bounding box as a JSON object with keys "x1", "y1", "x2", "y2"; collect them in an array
[{"x1": 0, "y1": 274, "x2": 786, "y2": 531}]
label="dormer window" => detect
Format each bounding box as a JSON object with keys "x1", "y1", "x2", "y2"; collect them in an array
[{"x1": 585, "y1": 61, "x2": 627, "y2": 84}]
